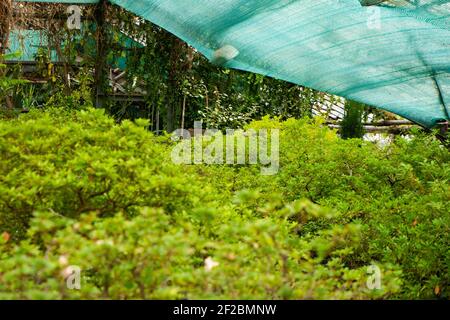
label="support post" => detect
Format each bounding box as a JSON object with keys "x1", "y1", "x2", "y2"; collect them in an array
[
  {"x1": 94, "y1": 0, "x2": 108, "y2": 108},
  {"x1": 437, "y1": 120, "x2": 449, "y2": 144},
  {"x1": 0, "y1": 0, "x2": 13, "y2": 110},
  {"x1": 0, "y1": 0, "x2": 11, "y2": 56}
]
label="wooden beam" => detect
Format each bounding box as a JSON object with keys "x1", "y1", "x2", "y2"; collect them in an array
[
  {"x1": 328, "y1": 124, "x2": 417, "y2": 134},
  {"x1": 327, "y1": 119, "x2": 414, "y2": 126}
]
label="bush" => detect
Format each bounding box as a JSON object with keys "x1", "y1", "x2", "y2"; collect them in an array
[
  {"x1": 249, "y1": 117, "x2": 450, "y2": 299},
  {"x1": 0, "y1": 203, "x2": 402, "y2": 299},
  {"x1": 0, "y1": 108, "x2": 211, "y2": 240},
  {"x1": 0, "y1": 109, "x2": 448, "y2": 299}
]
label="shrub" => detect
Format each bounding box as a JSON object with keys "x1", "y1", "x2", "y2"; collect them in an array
[
  {"x1": 0, "y1": 109, "x2": 448, "y2": 299},
  {"x1": 0, "y1": 108, "x2": 212, "y2": 240},
  {"x1": 247, "y1": 116, "x2": 449, "y2": 299},
  {"x1": 0, "y1": 203, "x2": 401, "y2": 299}
]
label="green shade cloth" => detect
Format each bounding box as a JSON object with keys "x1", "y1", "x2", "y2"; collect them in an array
[
  {"x1": 7, "y1": 27, "x2": 142, "y2": 70},
  {"x1": 13, "y1": 0, "x2": 450, "y2": 128},
  {"x1": 8, "y1": 30, "x2": 58, "y2": 62}
]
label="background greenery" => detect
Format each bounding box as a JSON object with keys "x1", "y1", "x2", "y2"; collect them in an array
[{"x1": 1, "y1": 3, "x2": 387, "y2": 131}]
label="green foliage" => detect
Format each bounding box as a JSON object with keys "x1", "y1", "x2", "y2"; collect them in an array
[
  {"x1": 0, "y1": 53, "x2": 29, "y2": 115},
  {"x1": 250, "y1": 116, "x2": 449, "y2": 299},
  {"x1": 43, "y1": 69, "x2": 94, "y2": 110},
  {"x1": 0, "y1": 108, "x2": 208, "y2": 240},
  {"x1": 0, "y1": 109, "x2": 448, "y2": 300},
  {"x1": 341, "y1": 100, "x2": 365, "y2": 139},
  {"x1": 0, "y1": 204, "x2": 401, "y2": 300}
]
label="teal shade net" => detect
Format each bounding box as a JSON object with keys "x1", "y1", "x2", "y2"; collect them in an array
[
  {"x1": 7, "y1": 28, "x2": 142, "y2": 70},
  {"x1": 13, "y1": 0, "x2": 450, "y2": 128},
  {"x1": 8, "y1": 30, "x2": 58, "y2": 62}
]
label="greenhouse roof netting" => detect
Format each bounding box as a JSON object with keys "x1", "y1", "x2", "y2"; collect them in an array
[
  {"x1": 8, "y1": 28, "x2": 142, "y2": 70},
  {"x1": 13, "y1": 0, "x2": 450, "y2": 128}
]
